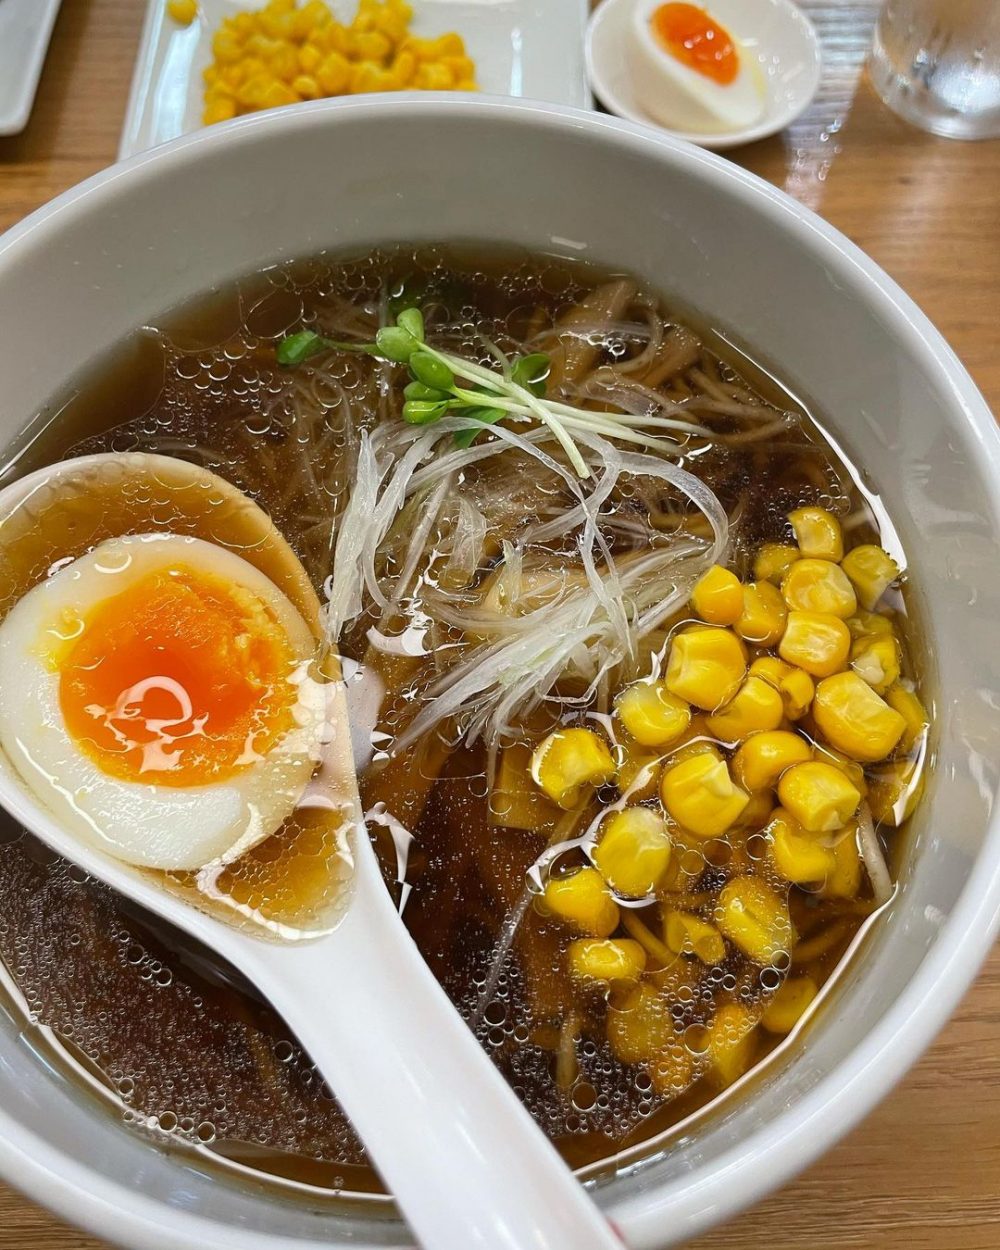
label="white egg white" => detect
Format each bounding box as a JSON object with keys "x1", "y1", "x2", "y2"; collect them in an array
[
  {"x1": 0, "y1": 533, "x2": 327, "y2": 871},
  {"x1": 631, "y1": 5, "x2": 766, "y2": 134}
]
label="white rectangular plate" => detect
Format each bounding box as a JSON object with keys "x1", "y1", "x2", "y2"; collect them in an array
[
  {"x1": 119, "y1": 0, "x2": 590, "y2": 160},
  {"x1": 0, "y1": 0, "x2": 63, "y2": 136}
]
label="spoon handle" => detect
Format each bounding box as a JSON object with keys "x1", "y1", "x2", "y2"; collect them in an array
[{"x1": 239, "y1": 877, "x2": 625, "y2": 1250}]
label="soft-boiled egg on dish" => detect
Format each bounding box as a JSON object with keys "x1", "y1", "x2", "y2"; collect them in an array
[
  {"x1": 629, "y1": 1, "x2": 765, "y2": 133},
  {"x1": 0, "y1": 533, "x2": 326, "y2": 871}
]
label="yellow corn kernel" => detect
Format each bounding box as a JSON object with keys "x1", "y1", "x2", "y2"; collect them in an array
[
  {"x1": 236, "y1": 72, "x2": 274, "y2": 107},
  {"x1": 841, "y1": 544, "x2": 900, "y2": 611},
  {"x1": 777, "y1": 761, "x2": 861, "y2": 833},
  {"x1": 259, "y1": 9, "x2": 294, "y2": 40},
  {"x1": 885, "y1": 683, "x2": 929, "y2": 754},
  {"x1": 660, "y1": 750, "x2": 749, "y2": 838},
  {"x1": 754, "y1": 543, "x2": 800, "y2": 584},
  {"x1": 415, "y1": 62, "x2": 455, "y2": 89},
  {"x1": 846, "y1": 608, "x2": 894, "y2": 640},
  {"x1": 212, "y1": 31, "x2": 243, "y2": 64},
  {"x1": 767, "y1": 809, "x2": 837, "y2": 884},
  {"x1": 355, "y1": 30, "x2": 393, "y2": 61},
  {"x1": 349, "y1": 60, "x2": 391, "y2": 92},
  {"x1": 812, "y1": 671, "x2": 906, "y2": 763},
  {"x1": 320, "y1": 21, "x2": 349, "y2": 53},
  {"x1": 649, "y1": 1042, "x2": 697, "y2": 1099},
  {"x1": 731, "y1": 730, "x2": 812, "y2": 792},
  {"x1": 821, "y1": 825, "x2": 862, "y2": 898},
  {"x1": 541, "y1": 867, "x2": 619, "y2": 937},
  {"x1": 750, "y1": 656, "x2": 815, "y2": 720},
  {"x1": 402, "y1": 34, "x2": 434, "y2": 59},
  {"x1": 788, "y1": 507, "x2": 843, "y2": 561},
  {"x1": 489, "y1": 743, "x2": 559, "y2": 832},
  {"x1": 690, "y1": 564, "x2": 744, "y2": 626},
  {"x1": 705, "y1": 675, "x2": 784, "y2": 742},
  {"x1": 735, "y1": 788, "x2": 775, "y2": 831},
  {"x1": 231, "y1": 12, "x2": 254, "y2": 35},
  {"x1": 454, "y1": 77, "x2": 479, "y2": 91},
  {"x1": 293, "y1": 0, "x2": 332, "y2": 37},
  {"x1": 615, "y1": 739, "x2": 662, "y2": 803},
  {"x1": 717, "y1": 876, "x2": 794, "y2": 965},
  {"x1": 422, "y1": 31, "x2": 464, "y2": 56},
  {"x1": 261, "y1": 79, "x2": 300, "y2": 107},
  {"x1": 350, "y1": 6, "x2": 374, "y2": 33},
  {"x1": 204, "y1": 96, "x2": 237, "y2": 124},
  {"x1": 761, "y1": 976, "x2": 818, "y2": 1033},
  {"x1": 664, "y1": 911, "x2": 726, "y2": 964},
  {"x1": 299, "y1": 43, "x2": 322, "y2": 73},
  {"x1": 781, "y1": 558, "x2": 857, "y2": 618},
  {"x1": 868, "y1": 757, "x2": 925, "y2": 826},
  {"x1": 245, "y1": 33, "x2": 280, "y2": 59},
  {"x1": 615, "y1": 680, "x2": 690, "y2": 747},
  {"x1": 812, "y1": 743, "x2": 868, "y2": 797},
  {"x1": 392, "y1": 47, "x2": 417, "y2": 85},
  {"x1": 666, "y1": 734, "x2": 716, "y2": 766},
  {"x1": 374, "y1": 7, "x2": 410, "y2": 43},
  {"x1": 708, "y1": 1002, "x2": 758, "y2": 1086},
  {"x1": 168, "y1": 0, "x2": 197, "y2": 25},
  {"x1": 316, "y1": 51, "x2": 351, "y2": 94},
  {"x1": 532, "y1": 727, "x2": 614, "y2": 809},
  {"x1": 292, "y1": 73, "x2": 321, "y2": 98},
  {"x1": 204, "y1": 78, "x2": 235, "y2": 103},
  {"x1": 568, "y1": 938, "x2": 646, "y2": 985},
  {"x1": 750, "y1": 656, "x2": 796, "y2": 689},
  {"x1": 850, "y1": 633, "x2": 901, "y2": 694},
  {"x1": 593, "y1": 807, "x2": 672, "y2": 898},
  {"x1": 779, "y1": 610, "x2": 851, "y2": 678},
  {"x1": 664, "y1": 626, "x2": 747, "y2": 710},
  {"x1": 270, "y1": 44, "x2": 301, "y2": 83},
  {"x1": 442, "y1": 53, "x2": 476, "y2": 79},
  {"x1": 607, "y1": 983, "x2": 674, "y2": 1064},
  {"x1": 735, "y1": 581, "x2": 788, "y2": 646},
  {"x1": 231, "y1": 54, "x2": 265, "y2": 82}
]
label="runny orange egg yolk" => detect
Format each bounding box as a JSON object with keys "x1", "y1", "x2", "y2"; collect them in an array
[
  {"x1": 58, "y1": 566, "x2": 298, "y2": 787},
  {"x1": 650, "y1": 3, "x2": 739, "y2": 85}
]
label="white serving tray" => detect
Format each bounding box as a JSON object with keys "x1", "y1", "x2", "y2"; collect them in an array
[{"x1": 120, "y1": 0, "x2": 591, "y2": 159}]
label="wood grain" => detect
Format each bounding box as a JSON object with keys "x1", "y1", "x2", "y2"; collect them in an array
[{"x1": 0, "y1": 1, "x2": 998, "y2": 1246}]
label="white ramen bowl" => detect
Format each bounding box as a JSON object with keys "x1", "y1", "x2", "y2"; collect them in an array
[{"x1": 0, "y1": 96, "x2": 998, "y2": 1250}]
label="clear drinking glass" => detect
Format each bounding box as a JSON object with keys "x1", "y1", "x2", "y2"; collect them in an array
[{"x1": 868, "y1": 0, "x2": 1000, "y2": 139}]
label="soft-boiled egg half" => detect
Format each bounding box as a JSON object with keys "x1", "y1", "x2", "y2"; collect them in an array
[
  {"x1": 0, "y1": 533, "x2": 326, "y2": 871},
  {"x1": 629, "y1": 2, "x2": 765, "y2": 133}
]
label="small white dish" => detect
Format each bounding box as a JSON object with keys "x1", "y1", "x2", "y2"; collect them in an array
[
  {"x1": 0, "y1": 0, "x2": 63, "y2": 137},
  {"x1": 119, "y1": 0, "x2": 591, "y2": 159},
  {"x1": 586, "y1": 0, "x2": 822, "y2": 150}
]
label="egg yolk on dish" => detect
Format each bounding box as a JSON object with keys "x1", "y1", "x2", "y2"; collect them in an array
[
  {"x1": 650, "y1": 3, "x2": 738, "y2": 85},
  {"x1": 57, "y1": 566, "x2": 298, "y2": 786}
]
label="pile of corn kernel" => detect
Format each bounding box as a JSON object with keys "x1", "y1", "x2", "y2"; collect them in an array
[
  {"x1": 180, "y1": 0, "x2": 477, "y2": 125},
  {"x1": 525, "y1": 506, "x2": 930, "y2": 1098}
]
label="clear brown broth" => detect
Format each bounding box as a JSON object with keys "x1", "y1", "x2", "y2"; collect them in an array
[{"x1": 0, "y1": 245, "x2": 925, "y2": 1197}]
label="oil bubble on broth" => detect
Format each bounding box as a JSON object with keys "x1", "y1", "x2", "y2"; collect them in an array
[{"x1": 0, "y1": 245, "x2": 932, "y2": 1195}]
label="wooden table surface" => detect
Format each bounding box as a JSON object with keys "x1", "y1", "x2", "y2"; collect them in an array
[{"x1": 1, "y1": 1, "x2": 998, "y2": 1247}]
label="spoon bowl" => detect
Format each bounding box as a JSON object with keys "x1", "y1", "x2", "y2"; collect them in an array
[{"x1": 0, "y1": 452, "x2": 624, "y2": 1250}]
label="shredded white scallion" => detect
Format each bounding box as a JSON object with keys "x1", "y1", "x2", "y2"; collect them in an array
[{"x1": 323, "y1": 410, "x2": 728, "y2": 751}]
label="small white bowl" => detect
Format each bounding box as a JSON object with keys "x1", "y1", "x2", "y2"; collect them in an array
[{"x1": 587, "y1": 0, "x2": 822, "y2": 149}]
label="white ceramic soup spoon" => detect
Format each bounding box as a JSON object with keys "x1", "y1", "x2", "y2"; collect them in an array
[{"x1": 0, "y1": 454, "x2": 624, "y2": 1250}]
